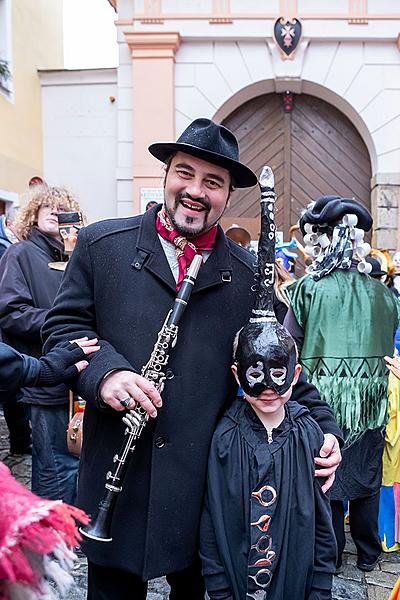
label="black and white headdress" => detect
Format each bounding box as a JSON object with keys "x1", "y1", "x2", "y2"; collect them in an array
[{"x1": 299, "y1": 195, "x2": 373, "y2": 281}]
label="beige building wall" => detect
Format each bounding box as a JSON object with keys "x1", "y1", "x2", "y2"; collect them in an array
[
  {"x1": 115, "y1": 0, "x2": 400, "y2": 249},
  {"x1": 40, "y1": 68, "x2": 118, "y2": 224},
  {"x1": 0, "y1": 0, "x2": 64, "y2": 204}
]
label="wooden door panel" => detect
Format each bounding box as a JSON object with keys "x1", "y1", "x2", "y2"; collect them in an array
[
  {"x1": 226, "y1": 94, "x2": 272, "y2": 132},
  {"x1": 222, "y1": 92, "x2": 371, "y2": 243},
  {"x1": 291, "y1": 125, "x2": 370, "y2": 200},
  {"x1": 301, "y1": 95, "x2": 370, "y2": 162},
  {"x1": 291, "y1": 111, "x2": 370, "y2": 191},
  {"x1": 291, "y1": 138, "x2": 366, "y2": 201},
  {"x1": 291, "y1": 167, "x2": 324, "y2": 200},
  {"x1": 294, "y1": 102, "x2": 371, "y2": 177},
  {"x1": 240, "y1": 125, "x2": 284, "y2": 167},
  {"x1": 239, "y1": 108, "x2": 283, "y2": 152}
]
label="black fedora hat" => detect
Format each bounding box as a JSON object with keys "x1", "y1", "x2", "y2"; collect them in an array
[
  {"x1": 299, "y1": 195, "x2": 372, "y2": 234},
  {"x1": 148, "y1": 118, "x2": 257, "y2": 189}
]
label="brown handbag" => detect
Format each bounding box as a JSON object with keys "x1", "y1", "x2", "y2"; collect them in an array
[{"x1": 67, "y1": 390, "x2": 85, "y2": 457}]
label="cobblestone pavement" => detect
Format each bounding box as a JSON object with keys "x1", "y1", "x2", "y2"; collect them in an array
[{"x1": 1, "y1": 407, "x2": 399, "y2": 599}]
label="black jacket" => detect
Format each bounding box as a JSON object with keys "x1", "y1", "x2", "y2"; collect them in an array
[
  {"x1": 0, "y1": 342, "x2": 40, "y2": 402},
  {"x1": 0, "y1": 228, "x2": 68, "y2": 404},
  {"x1": 200, "y1": 400, "x2": 336, "y2": 600},
  {"x1": 0, "y1": 215, "x2": 13, "y2": 259},
  {"x1": 42, "y1": 207, "x2": 342, "y2": 580}
]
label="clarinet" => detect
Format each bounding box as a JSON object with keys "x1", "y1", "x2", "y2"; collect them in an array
[{"x1": 80, "y1": 254, "x2": 203, "y2": 542}]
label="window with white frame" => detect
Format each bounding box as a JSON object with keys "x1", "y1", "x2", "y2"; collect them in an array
[{"x1": 0, "y1": 0, "x2": 12, "y2": 94}]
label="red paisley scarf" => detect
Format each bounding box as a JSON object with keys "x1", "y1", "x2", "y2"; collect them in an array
[{"x1": 156, "y1": 206, "x2": 218, "y2": 289}]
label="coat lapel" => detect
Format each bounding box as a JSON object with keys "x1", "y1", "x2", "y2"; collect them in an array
[
  {"x1": 133, "y1": 208, "x2": 176, "y2": 293},
  {"x1": 193, "y1": 228, "x2": 233, "y2": 293},
  {"x1": 133, "y1": 207, "x2": 233, "y2": 294}
]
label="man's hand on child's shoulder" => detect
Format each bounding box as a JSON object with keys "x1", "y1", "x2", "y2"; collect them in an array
[{"x1": 314, "y1": 433, "x2": 342, "y2": 493}]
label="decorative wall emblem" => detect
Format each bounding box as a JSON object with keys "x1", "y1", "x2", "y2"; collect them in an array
[
  {"x1": 273, "y1": 17, "x2": 302, "y2": 60},
  {"x1": 282, "y1": 91, "x2": 294, "y2": 113}
]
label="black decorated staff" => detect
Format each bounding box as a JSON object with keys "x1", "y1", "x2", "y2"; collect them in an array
[{"x1": 235, "y1": 166, "x2": 297, "y2": 398}]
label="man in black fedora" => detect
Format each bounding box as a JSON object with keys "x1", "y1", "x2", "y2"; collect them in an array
[{"x1": 42, "y1": 118, "x2": 342, "y2": 599}]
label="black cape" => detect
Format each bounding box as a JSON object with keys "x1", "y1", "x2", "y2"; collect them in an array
[{"x1": 200, "y1": 399, "x2": 336, "y2": 600}]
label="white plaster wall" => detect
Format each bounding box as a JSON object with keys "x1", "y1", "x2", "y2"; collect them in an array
[
  {"x1": 40, "y1": 69, "x2": 117, "y2": 224},
  {"x1": 175, "y1": 39, "x2": 400, "y2": 177},
  {"x1": 117, "y1": 0, "x2": 399, "y2": 215}
]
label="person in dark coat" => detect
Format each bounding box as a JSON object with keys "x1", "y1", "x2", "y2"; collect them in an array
[
  {"x1": 0, "y1": 207, "x2": 30, "y2": 455},
  {"x1": 42, "y1": 119, "x2": 342, "y2": 599},
  {"x1": 0, "y1": 185, "x2": 84, "y2": 505},
  {"x1": 0, "y1": 208, "x2": 18, "y2": 258},
  {"x1": 200, "y1": 167, "x2": 336, "y2": 600}
]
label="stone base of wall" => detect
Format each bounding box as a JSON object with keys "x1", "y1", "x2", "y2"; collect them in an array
[{"x1": 371, "y1": 175, "x2": 400, "y2": 253}]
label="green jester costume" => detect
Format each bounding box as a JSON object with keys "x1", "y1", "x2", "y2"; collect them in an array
[
  {"x1": 285, "y1": 195, "x2": 400, "y2": 572},
  {"x1": 288, "y1": 270, "x2": 399, "y2": 439}
]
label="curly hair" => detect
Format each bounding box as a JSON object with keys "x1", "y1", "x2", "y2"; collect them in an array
[{"x1": 14, "y1": 185, "x2": 82, "y2": 241}]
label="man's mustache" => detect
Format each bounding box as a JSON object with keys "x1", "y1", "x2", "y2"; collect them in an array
[{"x1": 176, "y1": 193, "x2": 210, "y2": 212}]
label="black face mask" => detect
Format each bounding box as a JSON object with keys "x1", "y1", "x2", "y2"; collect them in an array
[{"x1": 235, "y1": 320, "x2": 297, "y2": 396}]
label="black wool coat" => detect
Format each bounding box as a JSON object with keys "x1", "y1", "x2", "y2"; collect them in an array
[{"x1": 42, "y1": 207, "x2": 341, "y2": 580}]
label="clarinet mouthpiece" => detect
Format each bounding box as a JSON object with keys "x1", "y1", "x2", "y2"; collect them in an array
[{"x1": 186, "y1": 254, "x2": 202, "y2": 279}]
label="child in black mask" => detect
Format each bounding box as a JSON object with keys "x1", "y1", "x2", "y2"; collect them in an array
[{"x1": 199, "y1": 167, "x2": 337, "y2": 600}]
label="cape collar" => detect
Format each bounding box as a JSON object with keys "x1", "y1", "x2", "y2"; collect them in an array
[{"x1": 227, "y1": 398, "x2": 310, "y2": 454}]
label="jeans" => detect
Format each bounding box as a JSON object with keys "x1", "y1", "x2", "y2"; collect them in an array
[{"x1": 30, "y1": 403, "x2": 79, "y2": 504}]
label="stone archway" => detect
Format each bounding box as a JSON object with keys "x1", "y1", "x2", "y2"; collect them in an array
[{"x1": 220, "y1": 92, "x2": 372, "y2": 244}]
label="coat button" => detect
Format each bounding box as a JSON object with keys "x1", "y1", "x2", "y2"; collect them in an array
[
  {"x1": 154, "y1": 436, "x2": 165, "y2": 448},
  {"x1": 165, "y1": 369, "x2": 174, "y2": 380}
]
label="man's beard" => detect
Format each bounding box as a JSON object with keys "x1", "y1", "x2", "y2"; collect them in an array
[{"x1": 165, "y1": 193, "x2": 211, "y2": 238}]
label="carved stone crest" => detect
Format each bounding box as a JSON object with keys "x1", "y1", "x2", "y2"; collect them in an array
[{"x1": 273, "y1": 17, "x2": 302, "y2": 60}]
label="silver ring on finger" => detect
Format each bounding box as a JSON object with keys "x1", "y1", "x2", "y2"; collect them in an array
[{"x1": 119, "y1": 396, "x2": 133, "y2": 408}]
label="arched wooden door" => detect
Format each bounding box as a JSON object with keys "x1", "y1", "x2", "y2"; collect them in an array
[{"x1": 221, "y1": 93, "x2": 372, "y2": 243}]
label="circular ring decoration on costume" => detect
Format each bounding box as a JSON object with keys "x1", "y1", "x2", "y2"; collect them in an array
[
  {"x1": 119, "y1": 397, "x2": 133, "y2": 408},
  {"x1": 252, "y1": 485, "x2": 277, "y2": 507},
  {"x1": 246, "y1": 591, "x2": 267, "y2": 600},
  {"x1": 248, "y1": 568, "x2": 272, "y2": 588},
  {"x1": 251, "y1": 535, "x2": 272, "y2": 554}
]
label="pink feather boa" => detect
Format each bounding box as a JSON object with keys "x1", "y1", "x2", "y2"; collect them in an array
[{"x1": 0, "y1": 463, "x2": 88, "y2": 599}]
